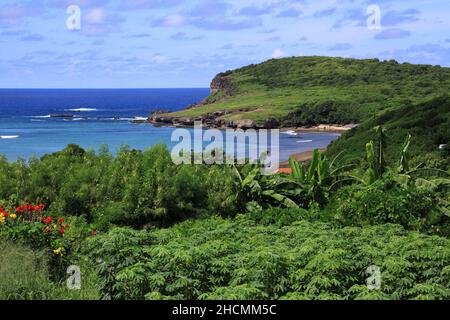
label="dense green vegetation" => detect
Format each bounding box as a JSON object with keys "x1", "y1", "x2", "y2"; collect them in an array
[
  {"x1": 0, "y1": 130, "x2": 448, "y2": 300},
  {"x1": 85, "y1": 216, "x2": 450, "y2": 300},
  {"x1": 328, "y1": 94, "x2": 450, "y2": 167},
  {"x1": 170, "y1": 56, "x2": 450, "y2": 127},
  {"x1": 0, "y1": 144, "x2": 237, "y2": 229}
]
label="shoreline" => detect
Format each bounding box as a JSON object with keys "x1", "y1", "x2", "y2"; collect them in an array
[
  {"x1": 148, "y1": 110, "x2": 359, "y2": 133},
  {"x1": 279, "y1": 148, "x2": 327, "y2": 169},
  {"x1": 147, "y1": 118, "x2": 357, "y2": 134},
  {"x1": 281, "y1": 124, "x2": 358, "y2": 134}
]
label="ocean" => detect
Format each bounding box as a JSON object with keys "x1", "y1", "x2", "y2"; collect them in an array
[{"x1": 0, "y1": 89, "x2": 340, "y2": 161}]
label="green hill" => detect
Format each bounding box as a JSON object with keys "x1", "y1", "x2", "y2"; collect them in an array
[
  {"x1": 165, "y1": 56, "x2": 450, "y2": 127},
  {"x1": 327, "y1": 94, "x2": 450, "y2": 167}
]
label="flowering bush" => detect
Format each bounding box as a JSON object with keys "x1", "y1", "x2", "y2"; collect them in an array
[{"x1": 0, "y1": 203, "x2": 68, "y2": 256}]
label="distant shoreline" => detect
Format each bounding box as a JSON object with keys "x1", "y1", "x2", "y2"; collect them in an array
[
  {"x1": 281, "y1": 124, "x2": 358, "y2": 134},
  {"x1": 147, "y1": 117, "x2": 357, "y2": 133}
]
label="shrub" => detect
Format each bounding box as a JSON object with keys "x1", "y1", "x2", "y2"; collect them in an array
[
  {"x1": 0, "y1": 203, "x2": 68, "y2": 256},
  {"x1": 0, "y1": 145, "x2": 237, "y2": 229},
  {"x1": 325, "y1": 173, "x2": 449, "y2": 235}
]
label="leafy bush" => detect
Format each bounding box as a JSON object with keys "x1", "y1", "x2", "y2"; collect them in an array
[
  {"x1": 0, "y1": 203, "x2": 68, "y2": 256},
  {"x1": 84, "y1": 216, "x2": 450, "y2": 300},
  {"x1": 0, "y1": 144, "x2": 237, "y2": 229},
  {"x1": 325, "y1": 173, "x2": 449, "y2": 235}
]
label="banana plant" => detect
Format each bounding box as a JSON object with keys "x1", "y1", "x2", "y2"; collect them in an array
[
  {"x1": 231, "y1": 164, "x2": 299, "y2": 211},
  {"x1": 397, "y1": 133, "x2": 449, "y2": 180},
  {"x1": 288, "y1": 149, "x2": 356, "y2": 205},
  {"x1": 363, "y1": 126, "x2": 389, "y2": 185},
  {"x1": 357, "y1": 130, "x2": 450, "y2": 186},
  {"x1": 398, "y1": 133, "x2": 412, "y2": 174},
  {"x1": 375, "y1": 126, "x2": 388, "y2": 175},
  {"x1": 365, "y1": 141, "x2": 378, "y2": 185}
]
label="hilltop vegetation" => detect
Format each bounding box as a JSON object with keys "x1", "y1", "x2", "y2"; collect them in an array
[
  {"x1": 163, "y1": 56, "x2": 450, "y2": 163},
  {"x1": 170, "y1": 56, "x2": 450, "y2": 126},
  {"x1": 328, "y1": 94, "x2": 450, "y2": 167}
]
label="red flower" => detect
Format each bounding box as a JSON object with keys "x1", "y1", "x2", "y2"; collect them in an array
[
  {"x1": 16, "y1": 206, "x2": 24, "y2": 214},
  {"x1": 44, "y1": 216, "x2": 53, "y2": 225},
  {"x1": 1, "y1": 211, "x2": 8, "y2": 218},
  {"x1": 58, "y1": 218, "x2": 65, "y2": 224},
  {"x1": 59, "y1": 226, "x2": 65, "y2": 236}
]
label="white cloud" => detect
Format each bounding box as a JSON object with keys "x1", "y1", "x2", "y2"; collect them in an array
[
  {"x1": 271, "y1": 49, "x2": 285, "y2": 59},
  {"x1": 85, "y1": 8, "x2": 106, "y2": 24},
  {"x1": 152, "y1": 55, "x2": 168, "y2": 64},
  {"x1": 163, "y1": 14, "x2": 186, "y2": 27}
]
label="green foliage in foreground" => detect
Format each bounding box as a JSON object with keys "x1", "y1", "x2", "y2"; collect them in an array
[
  {"x1": 85, "y1": 215, "x2": 450, "y2": 300},
  {"x1": 0, "y1": 131, "x2": 448, "y2": 300},
  {"x1": 172, "y1": 56, "x2": 450, "y2": 126},
  {"x1": 0, "y1": 242, "x2": 99, "y2": 300}
]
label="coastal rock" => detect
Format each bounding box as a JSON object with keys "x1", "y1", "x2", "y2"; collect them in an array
[
  {"x1": 261, "y1": 118, "x2": 280, "y2": 129},
  {"x1": 233, "y1": 119, "x2": 257, "y2": 130},
  {"x1": 149, "y1": 111, "x2": 174, "y2": 124},
  {"x1": 210, "y1": 74, "x2": 236, "y2": 96},
  {"x1": 50, "y1": 114, "x2": 74, "y2": 118}
]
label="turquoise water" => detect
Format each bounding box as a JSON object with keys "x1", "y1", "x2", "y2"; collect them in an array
[{"x1": 0, "y1": 89, "x2": 340, "y2": 161}]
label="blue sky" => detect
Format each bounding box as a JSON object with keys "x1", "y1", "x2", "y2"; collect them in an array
[{"x1": 1, "y1": 0, "x2": 449, "y2": 88}]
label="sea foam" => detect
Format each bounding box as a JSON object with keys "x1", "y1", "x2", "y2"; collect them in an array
[
  {"x1": 66, "y1": 108, "x2": 98, "y2": 112},
  {"x1": 283, "y1": 130, "x2": 298, "y2": 136}
]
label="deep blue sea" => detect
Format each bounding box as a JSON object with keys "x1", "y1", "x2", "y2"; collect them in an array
[{"x1": 0, "y1": 89, "x2": 339, "y2": 161}]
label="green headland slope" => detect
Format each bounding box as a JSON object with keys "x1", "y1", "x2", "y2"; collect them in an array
[{"x1": 159, "y1": 56, "x2": 450, "y2": 128}]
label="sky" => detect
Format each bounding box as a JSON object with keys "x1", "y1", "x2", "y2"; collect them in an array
[{"x1": 0, "y1": 0, "x2": 449, "y2": 88}]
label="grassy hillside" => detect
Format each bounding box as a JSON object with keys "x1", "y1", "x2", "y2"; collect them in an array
[
  {"x1": 327, "y1": 94, "x2": 450, "y2": 167},
  {"x1": 170, "y1": 56, "x2": 450, "y2": 126}
]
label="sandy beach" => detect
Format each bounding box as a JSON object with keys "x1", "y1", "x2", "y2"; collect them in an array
[
  {"x1": 279, "y1": 148, "x2": 327, "y2": 169},
  {"x1": 282, "y1": 124, "x2": 358, "y2": 134}
]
